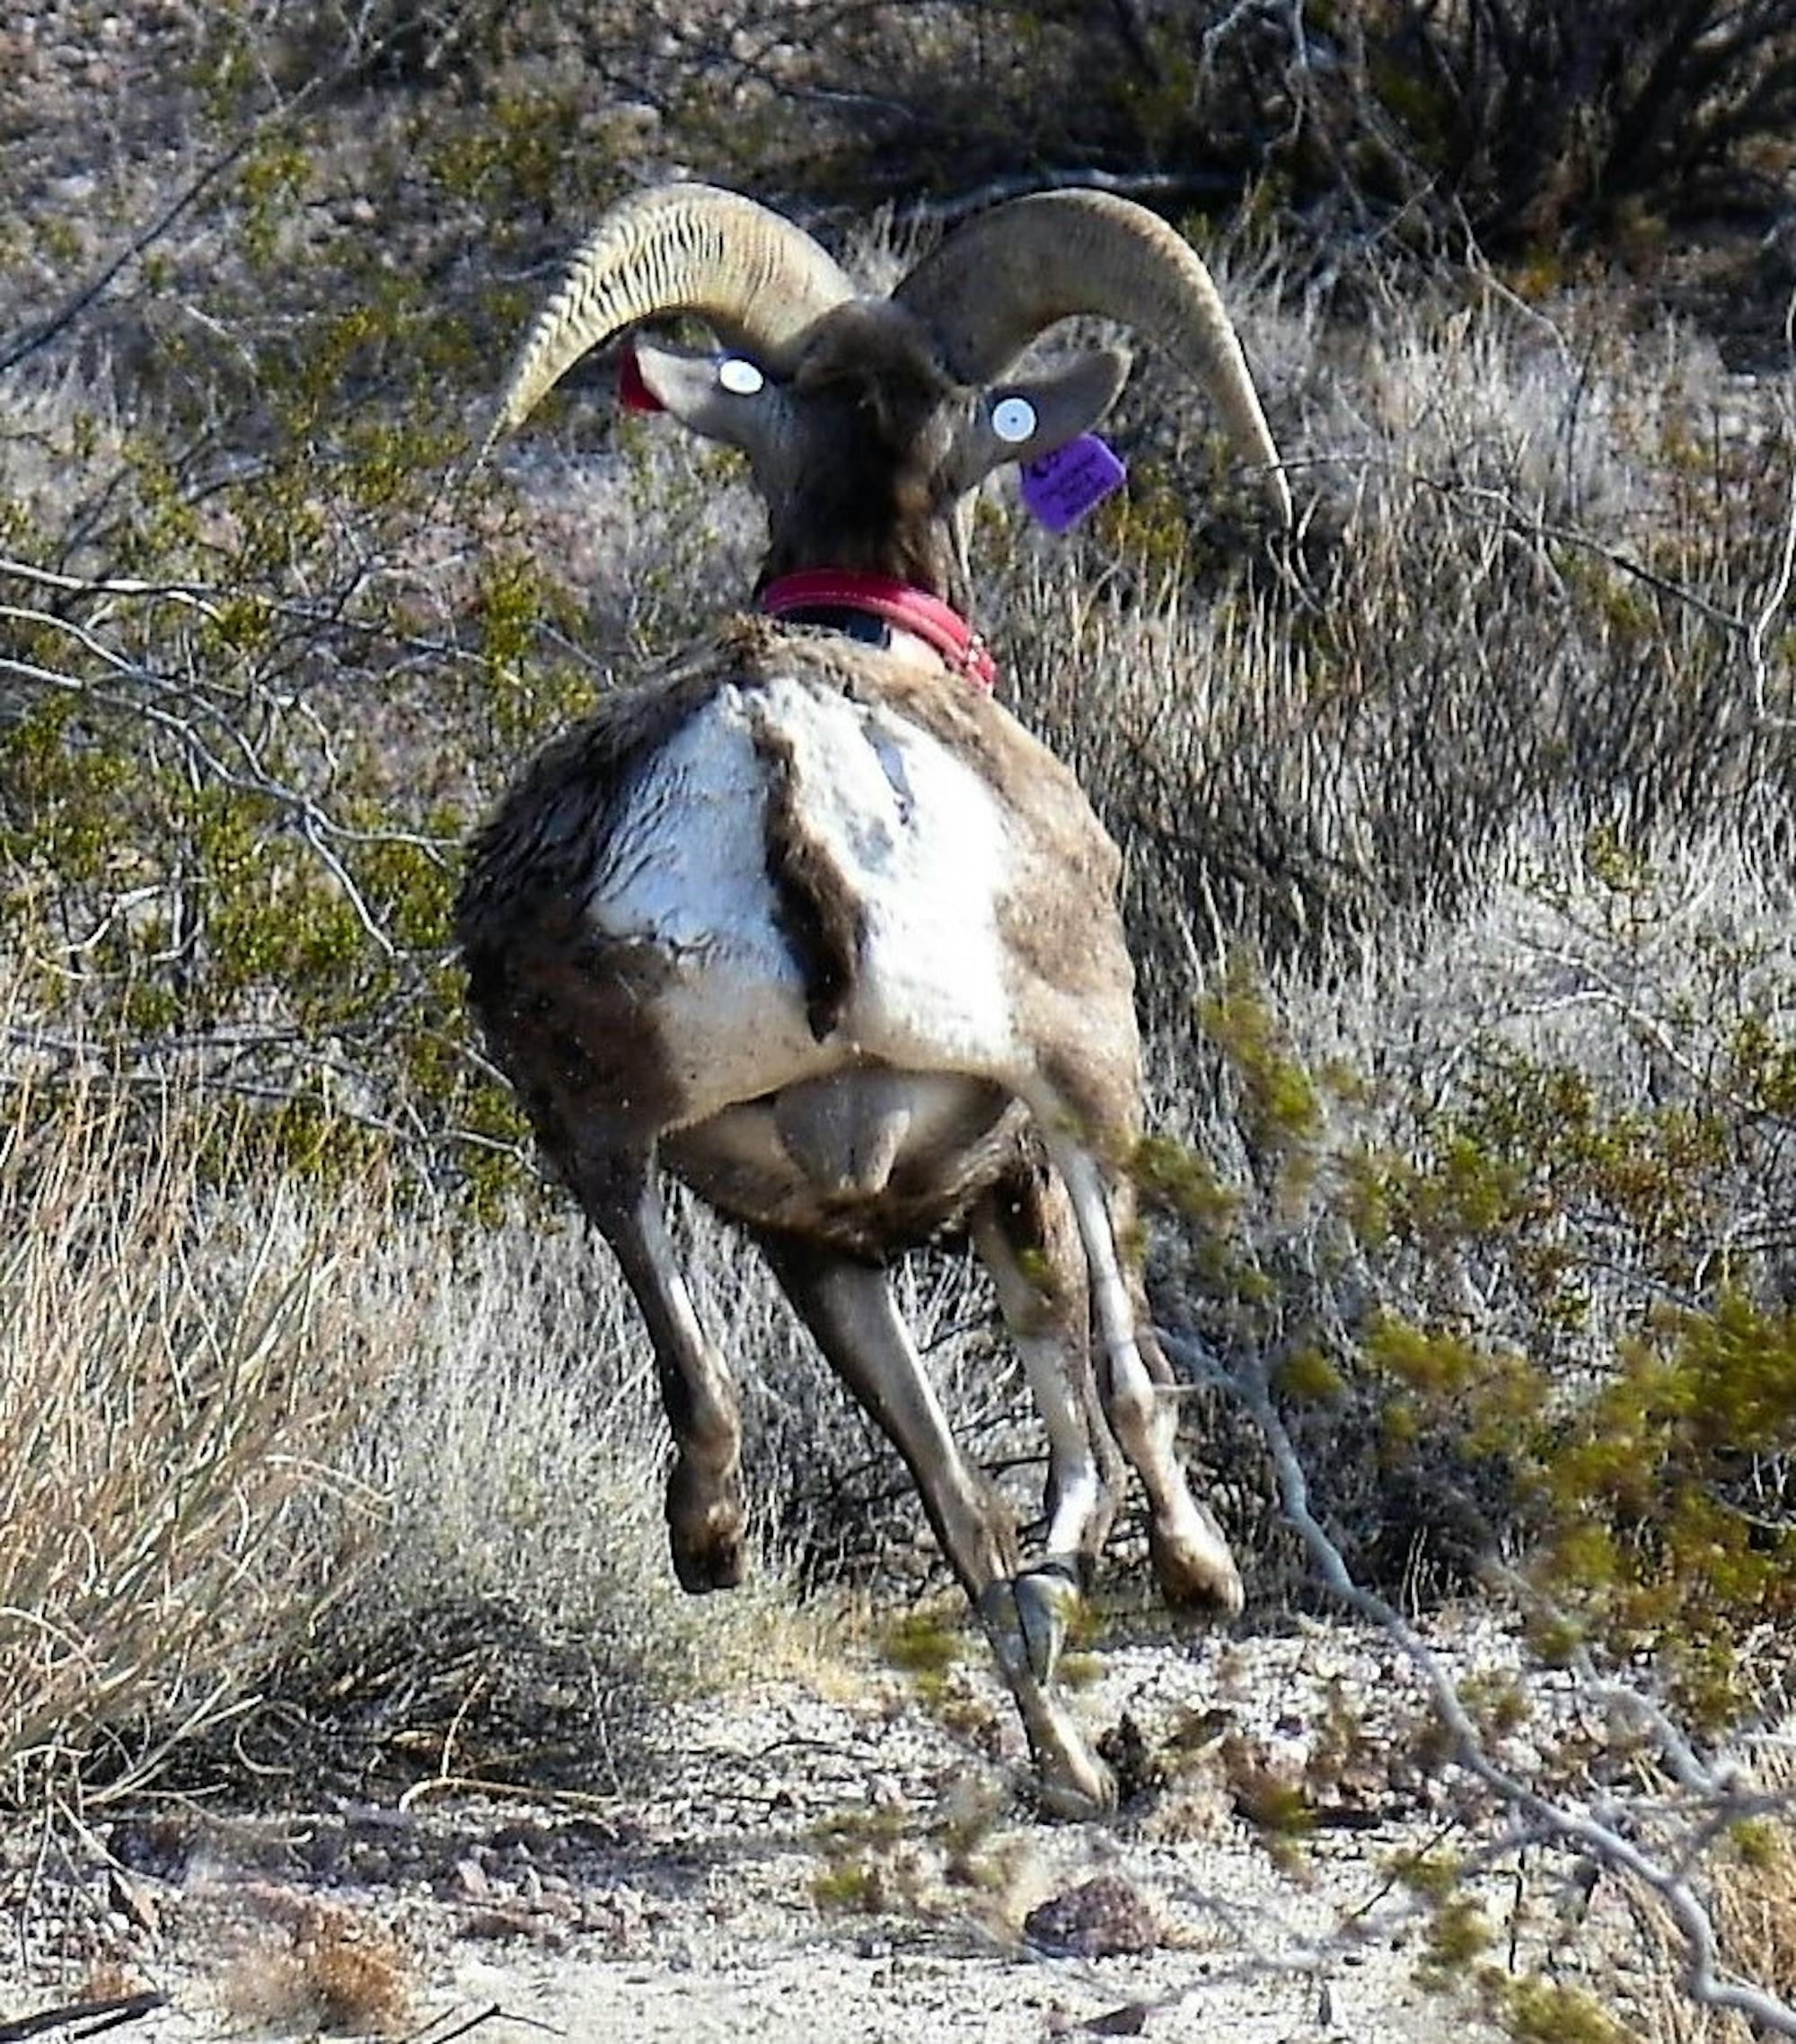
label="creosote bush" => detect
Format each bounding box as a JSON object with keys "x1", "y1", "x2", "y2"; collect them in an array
[
  {"x1": 1133, "y1": 829, "x2": 1795, "y2": 1731},
  {"x1": 229, "y1": 0, "x2": 1795, "y2": 275}
]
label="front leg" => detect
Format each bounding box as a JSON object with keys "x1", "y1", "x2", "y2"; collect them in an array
[{"x1": 566, "y1": 1145, "x2": 746, "y2": 1592}]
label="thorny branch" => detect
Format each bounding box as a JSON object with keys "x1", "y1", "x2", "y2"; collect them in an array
[{"x1": 1158, "y1": 1326, "x2": 1796, "y2": 2038}]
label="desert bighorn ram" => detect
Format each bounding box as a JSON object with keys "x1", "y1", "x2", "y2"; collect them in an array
[{"x1": 459, "y1": 182, "x2": 1289, "y2": 1816}]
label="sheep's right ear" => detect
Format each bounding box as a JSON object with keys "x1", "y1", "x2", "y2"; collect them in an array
[{"x1": 630, "y1": 341, "x2": 787, "y2": 454}]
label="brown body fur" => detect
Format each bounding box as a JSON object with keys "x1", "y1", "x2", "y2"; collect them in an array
[{"x1": 460, "y1": 615, "x2": 1144, "y2": 1225}]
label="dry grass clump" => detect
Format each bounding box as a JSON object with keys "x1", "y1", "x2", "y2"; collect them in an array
[
  {"x1": 0, "y1": 1046, "x2": 845, "y2": 1807},
  {"x1": 1711, "y1": 1829, "x2": 1796, "y2": 2022},
  {"x1": 205, "y1": 1188, "x2": 968, "y2": 1800},
  {"x1": 0, "y1": 1035, "x2": 1000, "y2": 1810},
  {"x1": 999, "y1": 273, "x2": 1793, "y2": 1028},
  {"x1": 0, "y1": 1062, "x2": 391, "y2": 1803},
  {"x1": 298, "y1": 1205, "x2": 833, "y2": 1783},
  {"x1": 1629, "y1": 1740, "x2": 1796, "y2": 2042},
  {"x1": 218, "y1": 1888, "x2": 411, "y2": 2037},
  {"x1": 382, "y1": 1141, "x2": 1026, "y2": 1600}
]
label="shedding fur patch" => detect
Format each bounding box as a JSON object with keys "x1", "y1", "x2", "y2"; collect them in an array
[{"x1": 750, "y1": 708, "x2": 864, "y2": 1042}]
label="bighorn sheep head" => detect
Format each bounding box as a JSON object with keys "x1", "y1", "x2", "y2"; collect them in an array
[{"x1": 484, "y1": 181, "x2": 1291, "y2": 605}]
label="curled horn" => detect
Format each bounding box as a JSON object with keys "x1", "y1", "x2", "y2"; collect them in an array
[
  {"x1": 895, "y1": 189, "x2": 1291, "y2": 526},
  {"x1": 481, "y1": 182, "x2": 857, "y2": 456}
]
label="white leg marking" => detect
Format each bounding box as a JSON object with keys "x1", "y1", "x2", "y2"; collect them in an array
[
  {"x1": 1018, "y1": 1331, "x2": 1102, "y2": 1557},
  {"x1": 1036, "y1": 1138, "x2": 1241, "y2": 1613},
  {"x1": 971, "y1": 1204, "x2": 1101, "y2": 1560}
]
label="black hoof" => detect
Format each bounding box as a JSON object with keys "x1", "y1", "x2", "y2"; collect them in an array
[
  {"x1": 670, "y1": 1525, "x2": 746, "y2": 1593},
  {"x1": 666, "y1": 1458, "x2": 745, "y2": 1592}
]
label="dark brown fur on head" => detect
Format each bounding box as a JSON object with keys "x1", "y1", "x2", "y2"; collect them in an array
[{"x1": 759, "y1": 300, "x2": 968, "y2": 602}]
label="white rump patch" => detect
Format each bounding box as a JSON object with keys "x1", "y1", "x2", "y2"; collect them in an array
[{"x1": 754, "y1": 675, "x2": 1017, "y2": 1070}]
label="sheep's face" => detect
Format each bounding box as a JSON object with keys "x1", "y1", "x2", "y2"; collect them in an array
[{"x1": 633, "y1": 300, "x2": 1128, "y2": 604}]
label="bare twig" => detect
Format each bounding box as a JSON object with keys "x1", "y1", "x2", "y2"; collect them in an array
[
  {"x1": 0, "y1": 1993, "x2": 169, "y2": 2044},
  {"x1": 0, "y1": 20, "x2": 416, "y2": 375},
  {"x1": 1159, "y1": 1325, "x2": 1796, "y2": 2038},
  {"x1": 0, "y1": 132, "x2": 260, "y2": 375}
]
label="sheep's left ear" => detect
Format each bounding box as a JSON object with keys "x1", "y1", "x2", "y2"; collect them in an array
[
  {"x1": 630, "y1": 340, "x2": 788, "y2": 454},
  {"x1": 952, "y1": 346, "x2": 1131, "y2": 489}
]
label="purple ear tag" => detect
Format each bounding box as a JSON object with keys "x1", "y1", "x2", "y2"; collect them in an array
[{"x1": 1020, "y1": 435, "x2": 1127, "y2": 533}]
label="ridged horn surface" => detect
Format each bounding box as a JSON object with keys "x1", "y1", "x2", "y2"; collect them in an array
[
  {"x1": 483, "y1": 183, "x2": 856, "y2": 454},
  {"x1": 896, "y1": 190, "x2": 1290, "y2": 524}
]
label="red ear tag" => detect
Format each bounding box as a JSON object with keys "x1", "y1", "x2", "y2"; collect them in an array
[{"x1": 617, "y1": 340, "x2": 664, "y2": 414}]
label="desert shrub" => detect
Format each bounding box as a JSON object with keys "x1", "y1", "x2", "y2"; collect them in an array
[
  {"x1": 1008, "y1": 272, "x2": 1795, "y2": 1031},
  {"x1": 1131, "y1": 828, "x2": 1795, "y2": 1729},
  {"x1": 213, "y1": 1211, "x2": 788, "y2": 1796},
  {"x1": 0, "y1": 1048, "x2": 865, "y2": 1805},
  {"x1": 1648, "y1": 1757, "x2": 1796, "y2": 2040},
  {"x1": 367, "y1": 3, "x2": 1795, "y2": 262},
  {"x1": 73, "y1": 1, "x2": 1785, "y2": 278},
  {"x1": 315, "y1": 1, "x2": 1795, "y2": 277},
  {"x1": 3, "y1": 5, "x2": 1793, "y2": 1846},
  {"x1": 1357, "y1": 844, "x2": 1796, "y2": 1721},
  {"x1": 1352, "y1": 0, "x2": 1796, "y2": 249}
]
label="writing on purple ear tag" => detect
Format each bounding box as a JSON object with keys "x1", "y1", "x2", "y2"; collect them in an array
[{"x1": 1020, "y1": 434, "x2": 1126, "y2": 533}]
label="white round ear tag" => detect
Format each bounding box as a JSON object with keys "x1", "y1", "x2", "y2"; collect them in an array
[
  {"x1": 718, "y1": 357, "x2": 764, "y2": 395},
  {"x1": 991, "y1": 395, "x2": 1038, "y2": 444}
]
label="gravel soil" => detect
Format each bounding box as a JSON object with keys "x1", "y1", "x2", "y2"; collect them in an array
[{"x1": 5, "y1": 1611, "x2": 1655, "y2": 2043}]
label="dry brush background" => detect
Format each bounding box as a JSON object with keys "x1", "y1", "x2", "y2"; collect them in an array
[{"x1": 2, "y1": 4, "x2": 1795, "y2": 2039}]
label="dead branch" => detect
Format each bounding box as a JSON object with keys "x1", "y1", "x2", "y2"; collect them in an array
[
  {"x1": 1159, "y1": 1325, "x2": 1796, "y2": 2039},
  {"x1": 0, "y1": 1992, "x2": 169, "y2": 2044}
]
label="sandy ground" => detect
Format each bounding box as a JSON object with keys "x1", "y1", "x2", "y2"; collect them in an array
[{"x1": 5, "y1": 1611, "x2": 1658, "y2": 2043}]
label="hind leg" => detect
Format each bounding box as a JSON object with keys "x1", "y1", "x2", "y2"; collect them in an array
[
  {"x1": 970, "y1": 1160, "x2": 1122, "y2": 1576},
  {"x1": 1035, "y1": 1137, "x2": 1242, "y2": 1618},
  {"x1": 761, "y1": 1234, "x2": 1116, "y2": 1819}
]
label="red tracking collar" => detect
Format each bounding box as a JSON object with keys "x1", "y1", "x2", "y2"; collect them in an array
[{"x1": 759, "y1": 569, "x2": 998, "y2": 693}]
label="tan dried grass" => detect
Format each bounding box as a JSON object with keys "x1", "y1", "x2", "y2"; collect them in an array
[
  {"x1": 218, "y1": 1888, "x2": 411, "y2": 2036},
  {"x1": 0, "y1": 1063, "x2": 392, "y2": 1802},
  {"x1": 1628, "y1": 1735, "x2": 1796, "y2": 2042},
  {"x1": 0, "y1": 1037, "x2": 862, "y2": 1811}
]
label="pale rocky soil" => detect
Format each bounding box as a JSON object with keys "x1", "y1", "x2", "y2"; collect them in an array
[{"x1": 7, "y1": 1611, "x2": 1663, "y2": 2043}]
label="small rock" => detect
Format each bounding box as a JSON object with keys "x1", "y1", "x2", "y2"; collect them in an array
[
  {"x1": 1023, "y1": 1876, "x2": 1160, "y2": 1959},
  {"x1": 1086, "y1": 2004, "x2": 1150, "y2": 2037},
  {"x1": 456, "y1": 1906, "x2": 552, "y2": 1943}
]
